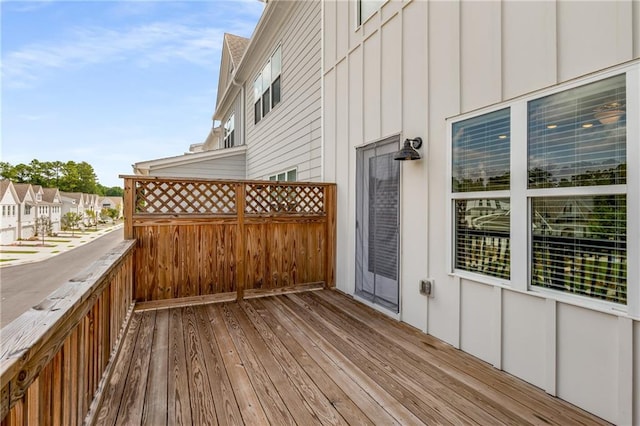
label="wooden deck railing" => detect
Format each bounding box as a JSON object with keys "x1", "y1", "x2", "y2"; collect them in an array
[
  {"x1": 0, "y1": 240, "x2": 135, "y2": 425},
  {"x1": 123, "y1": 176, "x2": 337, "y2": 305}
]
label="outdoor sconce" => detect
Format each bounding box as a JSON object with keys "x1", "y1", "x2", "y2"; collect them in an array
[{"x1": 393, "y1": 137, "x2": 423, "y2": 161}]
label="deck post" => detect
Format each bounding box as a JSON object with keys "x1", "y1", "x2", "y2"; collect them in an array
[{"x1": 236, "y1": 183, "x2": 246, "y2": 301}]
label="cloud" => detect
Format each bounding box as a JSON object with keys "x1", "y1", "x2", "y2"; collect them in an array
[{"x1": 2, "y1": 21, "x2": 225, "y2": 89}]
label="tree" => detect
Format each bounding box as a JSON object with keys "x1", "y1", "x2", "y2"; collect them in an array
[
  {"x1": 85, "y1": 209, "x2": 98, "y2": 227},
  {"x1": 35, "y1": 215, "x2": 53, "y2": 245},
  {"x1": 62, "y1": 212, "x2": 83, "y2": 236}
]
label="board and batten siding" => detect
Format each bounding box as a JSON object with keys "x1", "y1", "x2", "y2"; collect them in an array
[
  {"x1": 245, "y1": 0, "x2": 322, "y2": 182},
  {"x1": 322, "y1": 0, "x2": 640, "y2": 424}
]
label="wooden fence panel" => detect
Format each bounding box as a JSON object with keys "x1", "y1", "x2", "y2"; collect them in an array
[{"x1": 123, "y1": 177, "x2": 337, "y2": 304}]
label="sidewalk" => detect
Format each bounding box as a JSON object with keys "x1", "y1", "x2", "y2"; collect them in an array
[{"x1": 0, "y1": 222, "x2": 124, "y2": 267}]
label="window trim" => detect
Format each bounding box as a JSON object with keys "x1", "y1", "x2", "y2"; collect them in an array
[
  {"x1": 446, "y1": 61, "x2": 639, "y2": 314},
  {"x1": 267, "y1": 167, "x2": 297, "y2": 182}
]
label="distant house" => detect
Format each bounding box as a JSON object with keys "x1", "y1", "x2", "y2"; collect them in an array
[
  {"x1": 42, "y1": 187, "x2": 63, "y2": 234},
  {"x1": 0, "y1": 180, "x2": 20, "y2": 244},
  {"x1": 12, "y1": 183, "x2": 37, "y2": 239},
  {"x1": 99, "y1": 196, "x2": 123, "y2": 219},
  {"x1": 59, "y1": 191, "x2": 85, "y2": 219}
]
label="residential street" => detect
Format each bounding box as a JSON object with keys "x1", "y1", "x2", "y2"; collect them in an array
[{"x1": 0, "y1": 227, "x2": 124, "y2": 327}]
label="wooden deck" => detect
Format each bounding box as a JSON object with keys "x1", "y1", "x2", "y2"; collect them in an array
[{"x1": 93, "y1": 290, "x2": 608, "y2": 425}]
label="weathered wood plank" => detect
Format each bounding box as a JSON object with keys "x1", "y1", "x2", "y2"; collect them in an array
[
  {"x1": 282, "y1": 294, "x2": 446, "y2": 424},
  {"x1": 268, "y1": 296, "x2": 423, "y2": 425},
  {"x1": 220, "y1": 303, "x2": 296, "y2": 425},
  {"x1": 249, "y1": 298, "x2": 379, "y2": 426},
  {"x1": 240, "y1": 300, "x2": 356, "y2": 425},
  {"x1": 182, "y1": 306, "x2": 217, "y2": 425},
  {"x1": 141, "y1": 309, "x2": 169, "y2": 426},
  {"x1": 317, "y1": 290, "x2": 608, "y2": 425},
  {"x1": 298, "y1": 292, "x2": 505, "y2": 424},
  {"x1": 226, "y1": 303, "x2": 321, "y2": 425},
  {"x1": 193, "y1": 306, "x2": 242, "y2": 425},
  {"x1": 93, "y1": 312, "x2": 142, "y2": 426},
  {"x1": 115, "y1": 311, "x2": 155, "y2": 425},
  {"x1": 167, "y1": 308, "x2": 192, "y2": 426},
  {"x1": 205, "y1": 305, "x2": 269, "y2": 425}
]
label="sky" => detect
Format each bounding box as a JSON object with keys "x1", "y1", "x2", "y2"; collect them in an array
[{"x1": 1, "y1": 0, "x2": 264, "y2": 188}]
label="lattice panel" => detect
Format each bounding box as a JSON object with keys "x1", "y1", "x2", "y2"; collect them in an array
[
  {"x1": 135, "y1": 180, "x2": 236, "y2": 214},
  {"x1": 245, "y1": 183, "x2": 325, "y2": 214}
]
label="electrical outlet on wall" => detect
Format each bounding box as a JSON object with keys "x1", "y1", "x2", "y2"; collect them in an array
[{"x1": 419, "y1": 279, "x2": 433, "y2": 297}]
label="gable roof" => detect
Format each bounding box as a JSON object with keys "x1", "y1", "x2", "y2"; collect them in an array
[
  {"x1": 132, "y1": 144, "x2": 247, "y2": 174},
  {"x1": 225, "y1": 33, "x2": 250, "y2": 68},
  {"x1": 0, "y1": 180, "x2": 21, "y2": 205},
  {"x1": 12, "y1": 183, "x2": 35, "y2": 204},
  {"x1": 42, "y1": 187, "x2": 62, "y2": 204}
]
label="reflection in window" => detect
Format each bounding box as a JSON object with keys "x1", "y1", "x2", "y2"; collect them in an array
[
  {"x1": 452, "y1": 108, "x2": 510, "y2": 192},
  {"x1": 455, "y1": 198, "x2": 510, "y2": 279},
  {"x1": 531, "y1": 195, "x2": 626, "y2": 304},
  {"x1": 528, "y1": 74, "x2": 626, "y2": 188}
]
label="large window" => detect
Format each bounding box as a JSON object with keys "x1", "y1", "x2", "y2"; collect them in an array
[
  {"x1": 254, "y1": 46, "x2": 281, "y2": 124},
  {"x1": 223, "y1": 114, "x2": 235, "y2": 148},
  {"x1": 268, "y1": 168, "x2": 296, "y2": 182},
  {"x1": 450, "y1": 68, "x2": 633, "y2": 306}
]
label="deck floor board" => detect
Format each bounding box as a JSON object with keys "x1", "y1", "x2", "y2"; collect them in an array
[{"x1": 94, "y1": 290, "x2": 609, "y2": 426}]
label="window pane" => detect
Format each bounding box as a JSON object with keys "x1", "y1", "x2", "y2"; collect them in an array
[
  {"x1": 528, "y1": 74, "x2": 626, "y2": 188},
  {"x1": 359, "y1": 0, "x2": 384, "y2": 24},
  {"x1": 278, "y1": 173, "x2": 285, "y2": 181},
  {"x1": 271, "y1": 76, "x2": 281, "y2": 108},
  {"x1": 452, "y1": 108, "x2": 510, "y2": 192},
  {"x1": 454, "y1": 198, "x2": 510, "y2": 279},
  {"x1": 531, "y1": 195, "x2": 626, "y2": 304},
  {"x1": 262, "y1": 88, "x2": 271, "y2": 117},
  {"x1": 262, "y1": 61, "x2": 271, "y2": 92},
  {"x1": 254, "y1": 101, "x2": 261, "y2": 124},
  {"x1": 271, "y1": 46, "x2": 281, "y2": 78},
  {"x1": 253, "y1": 76, "x2": 262, "y2": 101},
  {"x1": 287, "y1": 169, "x2": 296, "y2": 181}
]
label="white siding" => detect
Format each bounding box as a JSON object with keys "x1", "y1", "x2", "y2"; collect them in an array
[
  {"x1": 323, "y1": 0, "x2": 640, "y2": 423},
  {"x1": 151, "y1": 155, "x2": 246, "y2": 180},
  {"x1": 245, "y1": 0, "x2": 322, "y2": 182}
]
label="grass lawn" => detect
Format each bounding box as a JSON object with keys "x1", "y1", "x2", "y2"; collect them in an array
[
  {"x1": 47, "y1": 239, "x2": 72, "y2": 243},
  {"x1": 0, "y1": 250, "x2": 38, "y2": 254},
  {"x1": 0, "y1": 259, "x2": 17, "y2": 262}
]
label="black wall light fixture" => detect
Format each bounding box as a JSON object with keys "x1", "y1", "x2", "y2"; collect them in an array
[{"x1": 393, "y1": 137, "x2": 423, "y2": 161}]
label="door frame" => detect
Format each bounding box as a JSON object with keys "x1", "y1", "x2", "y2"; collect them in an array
[{"x1": 354, "y1": 135, "x2": 402, "y2": 318}]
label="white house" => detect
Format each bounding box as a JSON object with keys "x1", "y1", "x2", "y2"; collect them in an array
[
  {"x1": 12, "y1": 183, "x2": 37, "y2": 240},
  {"x1": 99, "y1": 196, "x2": 123, "y2": 219},
  {"x1": 133, "y1": 0, "x2": 323, "y2": 184},
  {"x1": 213, "y1": 1, "x2": 323, "y2": 182},
  {"x1": 59, "y1": 191, "x2": 84, "y2": 219},
  {"x1": 322, "y1": 1, "x2": 639, "y2": 424},
  {"x1": 0, "y1": 180, "x2": 20, "y2": 244}
]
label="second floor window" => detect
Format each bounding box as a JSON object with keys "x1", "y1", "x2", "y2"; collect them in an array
[
  {"x1": 254, "y1": 46, "x2": 281, "y2": 124},
  {"x1": 224, "y1": 114, "x2": 235, "y2": 148}
]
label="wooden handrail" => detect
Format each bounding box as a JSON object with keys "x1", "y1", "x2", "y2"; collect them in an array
[{"x1": 0, "y1": 240, "x2": 136, "y2": 423}]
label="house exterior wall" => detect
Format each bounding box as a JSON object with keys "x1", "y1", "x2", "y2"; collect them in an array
[
  {"x1": 0, "y1": 188, "x2": 19, "y2": 244},
  {"x1": 148, "y1": 155, "x2": 246, "y2": 180},
  {"x1": 322, "y1": 1, "x2": 640, "y2": 423},
  {"x1": 244, "y1": 0, "x2": 322, "y2": 182}
]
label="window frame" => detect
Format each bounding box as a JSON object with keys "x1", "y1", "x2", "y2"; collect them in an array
[
  {"x1": 447, "y1": 61, "x2": 639, "y2": 313},
  {"x1": 223, "y1": 114, "x2": 235, "y2": 149},
  {"x1": 253, "y1": 45, "x2": 282, "y2": 125}
]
